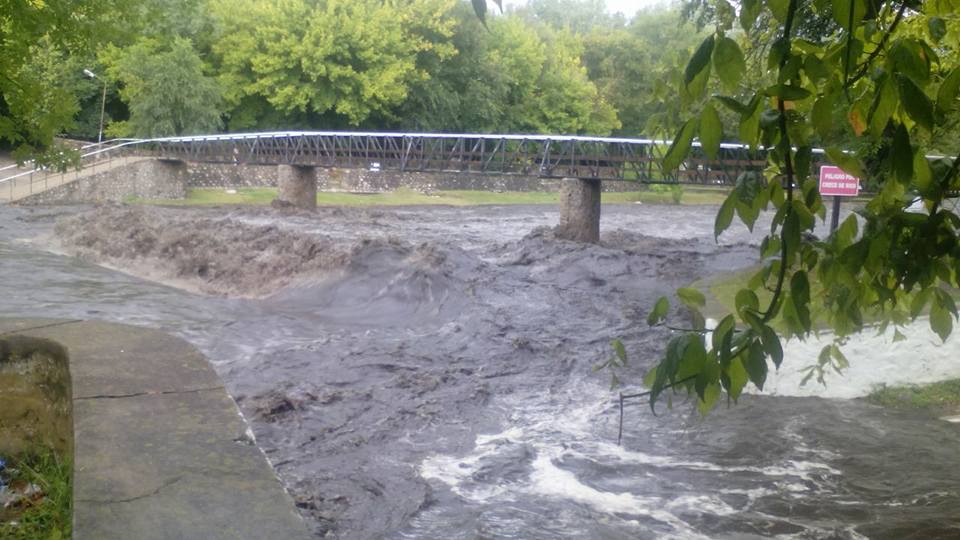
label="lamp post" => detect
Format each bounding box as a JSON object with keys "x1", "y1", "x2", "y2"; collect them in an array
[{"x1": 83, "y1": 69, "x2": 107, "y2": 144}]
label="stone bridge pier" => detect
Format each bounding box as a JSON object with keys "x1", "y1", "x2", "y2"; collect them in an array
[
  {"x1": 555, "y1": 177, "x2": 601, "y2": 243},
  {"x1": 275, "y1": 164, "x2": 317, "y2": 209}
]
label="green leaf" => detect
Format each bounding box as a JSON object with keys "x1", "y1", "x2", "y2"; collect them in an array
[
  {"x1": 936, "y1": 289, "x2": 958, "y2": 318},
  {"x1": 735, "y1": 288, "x2": 760, "y2": 315},
  {"x1": 714, "y1": 95, "x2": 746, "y2": 115},
  {"x1": 832, "y1": 0, "x2": 866, "y2": 30},
  {"x1": 782, "y1": 209, "x2": 801, "y2": 260},
  {"x1": 893, "y1": 328, "x2": 907, "y2": 342},
  {"x1": 897, "y1": 75, "x2": 935, "y2": 132},
  {"x1": 713, "y1": 37, "x2": 745, "y2": 92},
  {"x1": 685, "y1": 35, "x2": 715, "y2": 86},
  {"x1": 791, "y1": 270, "x2": 811, "y2": 306},
  {"x1": 715, "y1": 191, "x2": 736, "y2": 240},
  {"x1": 891, "y1": 123, "x2": 912, "y2": 185},
  {"x1": 889, "y1": 40, "x2": 930, "y2": 85},
  {"x1": 937, "y1": 67, "x2": 960, "y2": 114},
  {"x1": 836, "y1": 214, "x2": 858, "y2": 247},
  {"x1": 697, "y1": 382, "x2": 722, "y2": 415},
  {"x1": 712, "y1": 315, "x2": 736, "y2": 352},
  {"x1": 930, "y1": 298, "x2": 954, "y2": 343},
  {"x1": 928, "y1": 17, "x2": 947, "y2": 43},
  {"x1": 738, "y1": 96, "x2": 762, "y2": 148},
  {"x1": 740, "y1": 0, "x2": 761, "y2": 31},
  {"x1": 744, "y1": 341, "x2": 768, "y2": 390},
  {"x1": 678, "y1": 287, "x2": 706, "y2": 309},
  {"x1": 830, "y1": 344, "x2": 849, "y2": 371},
  {"x1": 760, "y1": 325, "x2": 783, "y2": 368},
  {"x1": 643, "y1": 366, "x2": 658, "y2": 388},
  {"x1": 663, "y1": 119, "x2": 697, "y2": 171},
  {"x1": 647, "y1": 296, "x2": 670, "y2": 325},
  {"x1": 825, "y1": 147, "x2": 866, "y2": 178},
  {"x1": 910, "y1": 287, "x2": 932, "y2": 319},
  {"x1": 471, "y1": 0, "x2": 487, "y2": 24},
  {"x1": 725, "y1": 356, "x2": 749, "y2": 401},
  {"x1": 768, "y1": 0, "x2": 790, "y2": 22},
  {"x1": 868, "y1": 77, "x2": 897, "y2": 138},
  {"x1": 612, "y1": 339, "x2": 627, "y2": 366},
  {"x1": 818, "y1": 344, "x2": 832, "y2": 367},
  {"x1": 812, "y1": 94, "x2": 836, "y2": 138},
  {"x1": 790, "y1": 271, "x2": 812, "y2": 332},
  {"x1": 699, "y1": 104, "x2": 722, "y2": 160}
]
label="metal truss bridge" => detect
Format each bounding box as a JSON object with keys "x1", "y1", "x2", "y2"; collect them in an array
[{"x1": 133, "y1": 131, "x2": 777, "y2": 184}]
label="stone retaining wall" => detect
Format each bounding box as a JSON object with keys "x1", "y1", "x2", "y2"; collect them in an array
[
  {"x1": 19, "y1": 159, "x2": 187, "y2": 205},
  {"x1": 184, "y1": 162, "x2": 639, "y2": 193}
]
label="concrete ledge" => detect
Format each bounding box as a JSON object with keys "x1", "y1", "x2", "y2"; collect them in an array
[{"x1": 0, "y1": 319, "x2": 310, "y2": 540}]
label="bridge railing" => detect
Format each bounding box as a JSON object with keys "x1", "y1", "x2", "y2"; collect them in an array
[
  {"x1": 128, "y1": 131, "x2": 783, "y2": 185},
  {"x1": 0, "y1": 140, "x2": 140, "y2": 201}
]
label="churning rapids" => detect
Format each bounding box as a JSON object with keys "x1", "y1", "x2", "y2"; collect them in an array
[{"x1": 2, "y1": 202, "x2": 959, "y2": 539}]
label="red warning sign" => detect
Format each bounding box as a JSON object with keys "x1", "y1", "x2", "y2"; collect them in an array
[{"x1": 819, "y1": 165, "x2": 860, "y2": 197}]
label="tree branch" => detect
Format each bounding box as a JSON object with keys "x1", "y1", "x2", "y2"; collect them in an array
[
  {"x1": 762, "y1": 0, "x2": 797, "y2": 324},
  {"x1": 844, "y1": 2, "x2": 908, "y2": 90}
]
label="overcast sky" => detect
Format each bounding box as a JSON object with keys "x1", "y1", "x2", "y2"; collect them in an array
[{"x1": 502, "y1": 0, "x2": 671, "y2": 17}]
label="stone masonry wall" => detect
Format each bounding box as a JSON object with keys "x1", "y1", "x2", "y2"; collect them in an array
[
  {"x1": 184, "y1": 162, "x2": 639, "y2": 193},
  {"x1": 19, "y1": 159, "x2": 187, "y2": 205}
]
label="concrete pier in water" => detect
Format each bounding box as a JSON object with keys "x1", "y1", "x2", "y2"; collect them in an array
[{"x1": 556, "y1": 177, "x2": 601, "y2": 243}]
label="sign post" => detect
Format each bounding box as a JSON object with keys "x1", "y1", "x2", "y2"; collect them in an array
[{"x1": 818, "y1": 165, "x2": 860, "y2": 232}]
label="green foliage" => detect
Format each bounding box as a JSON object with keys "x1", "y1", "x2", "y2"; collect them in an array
[
  {"x1": 101, "y1": 37, "x2": 222, "y2": 137},
  {"x1": 603, "y1": 0, "x2": 960, "y2": 415},
  {"x1": 0, "y1": 450, "x2": 72, "y2": 540},
  {"x1": 208, "y1": 0, "x2": 459, "y2": 128},
  {"x1": 0, "y1": 0, "x2": 128, "y2": 167},
  {"x1": 867, "y1": 378, "x2": 960, "y2": 414}
]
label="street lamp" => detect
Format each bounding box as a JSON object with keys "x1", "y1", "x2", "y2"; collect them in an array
[{"x1": 83, "y1": 69, "x2": 107, "y2": 144}]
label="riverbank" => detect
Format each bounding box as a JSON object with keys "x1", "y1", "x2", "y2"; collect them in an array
[{"x1": 867, "y1": 379, "x2": 960, "y2": 418}]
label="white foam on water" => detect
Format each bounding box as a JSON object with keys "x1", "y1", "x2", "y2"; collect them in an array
[
  {"x1": 758, "y1": 318, "x2": 959, "y2": 399},
  {"x1": 527, "y1": 448, "x2": 711, "y2": 539}
]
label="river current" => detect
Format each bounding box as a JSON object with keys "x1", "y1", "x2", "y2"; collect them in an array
[{"x1": 1, "y1": 202, "x2": 958, "y2": 539}]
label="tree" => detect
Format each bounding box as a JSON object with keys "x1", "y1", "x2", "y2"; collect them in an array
[
  {"x1": 207, "y1": 0, "x2": 459, "y2": 130},
  {"x1": 0, "y1": 0, "x2": 129, "y2": 167},
  {"x1": 580, "y1": 7, "x2": 709, "y2": 137},
  {"x1": 618, "y1": 0, "x2": 960, "y2": 414},
  {"x1": 101, "y1": 37, "x2": 222, "y2": 137}
]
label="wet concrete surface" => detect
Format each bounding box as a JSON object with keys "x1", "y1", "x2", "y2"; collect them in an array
[{"x1": 2, "y1": 202, "x2": 959, "y2": 539}]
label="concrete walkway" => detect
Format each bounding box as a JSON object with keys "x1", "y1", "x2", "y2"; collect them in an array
[{"x1": 0, "y1": 319, "x2": 311, "y2": 540}]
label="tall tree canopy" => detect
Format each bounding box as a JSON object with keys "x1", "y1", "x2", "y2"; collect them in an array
[{"x1": 0, "y1": 0, "x2": 128, "y2": 166}]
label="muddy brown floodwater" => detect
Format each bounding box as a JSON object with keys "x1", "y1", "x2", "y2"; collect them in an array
[{"x1": 2, "y1": 202, "x2": 959, "y2": 539}]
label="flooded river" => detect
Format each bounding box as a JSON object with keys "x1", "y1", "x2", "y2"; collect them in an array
[{"x1": 1, "y1": 202, "x2": 958, "y2": 539}]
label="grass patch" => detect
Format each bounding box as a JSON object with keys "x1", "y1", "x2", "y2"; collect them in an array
[
  {"x1": 134, "y1": 186, "x2": 730, "y2": 207},
  {"x1": 0, "y1": 450, "x2": 72, "y2": 540},
  {"x1": 866, "y1": 379, "x2": 960, "y2": 415}
]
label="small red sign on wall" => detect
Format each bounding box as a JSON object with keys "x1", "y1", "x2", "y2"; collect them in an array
[{"x1": 819, "y1": 165, "x2": 860, "y2": 197}]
